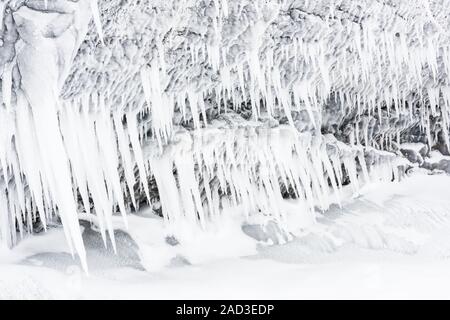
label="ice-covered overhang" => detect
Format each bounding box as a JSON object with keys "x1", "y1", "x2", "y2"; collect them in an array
[
  {"x1": 3, "y1": 0, "x2": 450, "y2": 132},
  {"x1": 0, "y1": 0, "x2": 450, "y2": 270},
  {"x1": 62, "y1": 0, "x2": 450, "y2": 135},
  {"x1": 4, "y1": 0, "x2": 449, "y2": 143}
]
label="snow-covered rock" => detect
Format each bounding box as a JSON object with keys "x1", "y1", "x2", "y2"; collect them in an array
[
  {"x1": 400, "y1": 143, "x2": 428, "y2": 165},
  {"x1": 423, "y1": 150, "x2": 450, "y2": 174}
]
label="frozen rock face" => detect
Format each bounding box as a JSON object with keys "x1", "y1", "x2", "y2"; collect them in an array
[
  {"x1": 61, "y1": 0, "x2": 450, "y2": 147},
  {"x1": 0, "y1": 0, "x2": 450, "y2": 269}
]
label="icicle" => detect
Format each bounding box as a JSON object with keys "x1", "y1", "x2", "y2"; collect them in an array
[
  {"x1": 90, "y1": 0, "x2": 105, "y2": 45},
  {"x1": 95, "y1": 104, "x2": 129, "y2": 230},
  {"x1": 140, "y1": 64, "x2": 174, "y2": 148},
  {"x1": 127, "y1": 112, "x2": 151, "y2": 202},
  {"x1": 113, "y1": 113, "x2": 137, "y2": 209},
  {"x1": 0, "y1": 2, "x2": 5, "y2": 32},
  {"x1": 149, "y1": 156, "x2": 182, "y2": 224},
  {"x1": 2, "y1": 61, "x2": 13, "y2": 111}
]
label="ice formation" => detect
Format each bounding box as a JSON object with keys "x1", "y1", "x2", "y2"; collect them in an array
[{"x1": 0, "y1": 0, "x2": 449, "y2": 270}]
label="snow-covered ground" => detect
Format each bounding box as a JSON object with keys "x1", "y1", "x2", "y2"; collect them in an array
[{"x1": 1, "y1": 171, "x2": 450, "y2": 300}]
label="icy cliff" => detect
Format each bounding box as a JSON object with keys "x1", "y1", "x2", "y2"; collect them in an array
[{"x1": 0, "y1": 0, "x2": 449, "y2": 270}]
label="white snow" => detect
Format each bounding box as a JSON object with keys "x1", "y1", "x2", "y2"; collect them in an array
[
  {"x1": 426, "y1": 150, "x2": 450, "y2": 163},
  {"x1": 1, "y1": 172, "x2": 450, "y2": 299}
]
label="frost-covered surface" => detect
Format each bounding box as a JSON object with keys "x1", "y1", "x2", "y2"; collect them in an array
[
  {"x1": 1, "y1": 172, "x2": 450, "y2": 299},
  {"x1": 0, "y1": 0, "x2": 450, "y2": 275}
]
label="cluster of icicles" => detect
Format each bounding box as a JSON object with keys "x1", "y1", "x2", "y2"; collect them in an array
[
  {"x1": 1, "y1": 0, "x2": 450, "y2": 271},
  {"x1": 61, "y1": 0, "x2": 450, "y2": 149},
  {"x1": 0, "y1": 86, "x2": 404, "y2": 271},
  {"x1": 133, "y1": 0, "x2": 450, "y2": 152}
]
